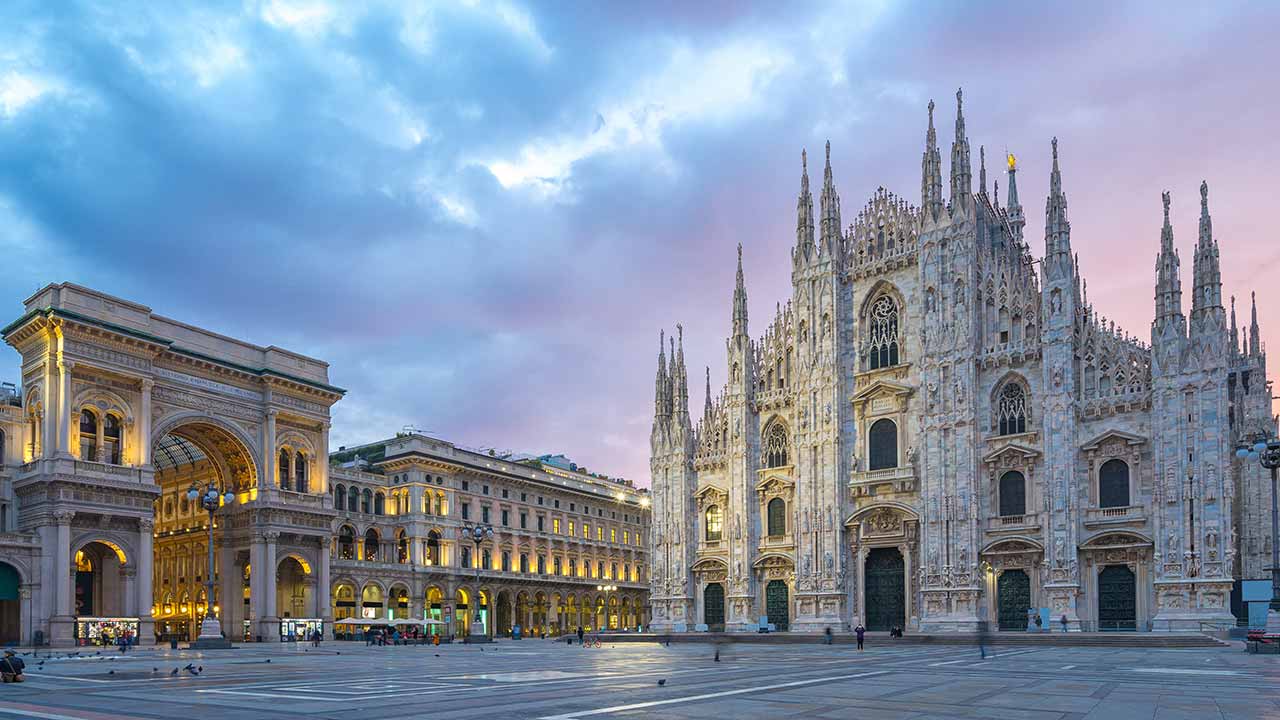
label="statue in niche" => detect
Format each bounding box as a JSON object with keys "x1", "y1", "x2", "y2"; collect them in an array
[
  {"x1": 825, "y1": 551, "x2": 833, "y2": 572},
  {"x1": 907, "y1": 445, "x2": 918, "y2": 466}
]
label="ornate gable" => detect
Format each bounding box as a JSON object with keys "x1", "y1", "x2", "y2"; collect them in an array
[
  {"x1": 851, "y1": 379, "x2": 913, "y2": 415},
  {"x1": 754, "y1": 474, "x2": 795, "y2": 500},
  {"x1": 1080, "y1": 429, "x2": 1147, "y2": 453},
  {"x1": 693, "y1": 484, "x2": 728, "y2": 510},
  {"x1": 982, "y1": 442, "x2": 1041, "y2": 465}
]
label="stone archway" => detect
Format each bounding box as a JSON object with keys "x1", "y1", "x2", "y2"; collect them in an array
[
  {"x1": 276, "y1": 556, "x2": 311, "y2": 620},
  {"x1": 151, "y1": 417, "x2": 262, "y2": 642}
]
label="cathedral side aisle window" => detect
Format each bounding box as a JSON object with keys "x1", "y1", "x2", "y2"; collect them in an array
[
  {"x1": 762, "y1": 422, "x2": 789, "y2": 468},
  {"x1": 995, "y1": 382, "x2": 1028, "y2": 436},
  {"x1": 868, "y1": 295, "x2": 900, "y2": 370}
]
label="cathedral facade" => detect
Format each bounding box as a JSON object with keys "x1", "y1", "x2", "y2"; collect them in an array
[{"x1": 649, "y1": 91, "x2": 1275, "y2": 634}]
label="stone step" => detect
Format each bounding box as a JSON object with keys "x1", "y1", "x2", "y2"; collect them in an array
[{"x1": 598, "y1": 631, "x2": 1225, "y2": 648}]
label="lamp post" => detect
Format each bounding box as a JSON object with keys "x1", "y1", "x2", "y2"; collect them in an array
[
  {"x1": 460, "y1": 522, "x2": 493, "y2": 642},
  {"x1": 1237, "y1": 433, "x2": 1280, "y2": 631},
  {"x1": 596, "y1": 584, "x2": 617, "y2": 631},
  {"x1": 188, "y1": 481, "x2": 236, "y2": 648}
]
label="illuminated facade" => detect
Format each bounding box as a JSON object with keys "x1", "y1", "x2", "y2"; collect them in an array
[
  {"x1": 650, "y1": 93, "x2": 1274, "y2": 634},
  {"x1": 328, "y1": 435, "x2": 650, "y2": 638},
  {"x1": 0, "y1": 283, "x2": 647, "y2": 646}
]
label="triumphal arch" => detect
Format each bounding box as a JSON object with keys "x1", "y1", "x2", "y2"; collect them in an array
[{"x1": 1, "y1": 283, "x2": 342, "y2": 645}]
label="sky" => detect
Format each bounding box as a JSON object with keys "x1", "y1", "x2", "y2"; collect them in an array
[{"x1": 1, "y1": 1, "x2": 1277, "y2": 487}]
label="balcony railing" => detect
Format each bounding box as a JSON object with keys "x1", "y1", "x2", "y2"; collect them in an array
[
  {"x1": 986, "y1": 513, "x2": 1040, "y2": 532},
  {"x1": 849, "y1": 464, "x2": 916, "y2": 496},
  {"x1": 1084, "y1": 505, "x2": 1147, "y2": 526}
]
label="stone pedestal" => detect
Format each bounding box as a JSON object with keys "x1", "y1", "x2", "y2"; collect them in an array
[{"x1": 190, "y1": 616, "x2": 233, "y2": 649}]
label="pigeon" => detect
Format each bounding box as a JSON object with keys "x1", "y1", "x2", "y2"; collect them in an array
[
  {"x1": 108, "y1": 670, "x2": 115, "y2": 675},
  {"x1": 198, "y1": 666, "x2": 203, "y2": 673},
  {"x1": 657, "y1": 679, "x2": 666, "y2": 687},
  {"x1": 184, "y1": 664, "x2": 195, "y2": 671},
  {"x1": 434, "y1": 654, "x2": 440, "y2": 657},
  {"x1": 187, "y1": 667, "x2": 200, "y2": 676},
  {"x1": 95, "y1": 651, "x2": 101, "y2": 656},
  {"x1": 153, "y1": 668, "x2": 158, "y2": 672},
  {"x1": 264, "y1": 659, "x2": 271, "y2": 663},
  {"x1": 335, "y1": 652, "x2": 340, "y2": 655},
  {"x1": 171, "y1": 668, "x2": 179, "y2": 676}
]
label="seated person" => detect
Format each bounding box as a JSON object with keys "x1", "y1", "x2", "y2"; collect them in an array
[{"x1": 1, "y1": 651, "x2": 24, "y2": 683}]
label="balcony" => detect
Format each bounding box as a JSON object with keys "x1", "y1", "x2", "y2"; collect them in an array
[
  {"x1": 849, "y1": 465, "x2": 916, "y2": 497},
  {"x1": 1084, "y1": 505, "x2": 1147, "y2": 528},
  {"x1": 986, "y1": 513, "x2": 1040, "y2": 533},
  {"x1": 759, "y1": 534, "x2": 794, "y2": 552}
]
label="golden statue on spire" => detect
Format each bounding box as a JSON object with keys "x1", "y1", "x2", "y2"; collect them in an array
[{"x1": 1007, "y1": 152, "x2": 1017, "y2": 171}]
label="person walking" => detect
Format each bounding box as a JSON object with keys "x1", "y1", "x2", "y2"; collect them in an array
[
  {"x1": 1060, "y1": 615, "x2": 1069, "y2": 634},
  {"x1": 824, "y1": 627, "x2": 833, "y2": 645},
  {"x1": 1, "y1": 650, "x2": 25, "y2": 683},
  {"x1": 577, "y1": 626, "x2": 584, "y2": 646},
  {"x1": 977, "y1": 620, "x2": 991, "y2": 659},
  {"x1": 854, "y1": 624, "x2": 865, "y2": 651}
]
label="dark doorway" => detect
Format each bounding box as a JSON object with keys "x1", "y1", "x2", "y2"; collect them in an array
[
  {"x1": 997, "y1": 569, "x2": 1031, "y2": 630},
  {"x1": 864, "y1": 547, "x2": 906, "y2": 631},
  {"x1": 0, "y1": 562, "x2": 18, "y2": 644},
  {"x1": 704, "y1": 583, "x2": 725, "y2": 631},
  {"x1": 1098, "y1": 565, "x2": 1136, "y2": 630},
  {"x1": 766, "y1": 580, "x2": 789, "y2": 631}
]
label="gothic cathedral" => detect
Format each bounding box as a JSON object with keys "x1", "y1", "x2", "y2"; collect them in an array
[{"x1": 648, "y1": 90, "x2": 1275, "y2": 633}]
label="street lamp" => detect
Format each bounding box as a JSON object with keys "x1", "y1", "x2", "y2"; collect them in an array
[
  {"x1": 1238, "y1": 433, "x2": 1280, "y2": 631},
  {"x1": 597, "y1": 584, "x2": 617, "y2": 631},
  {"x1": 188, "y1": 481, "x2": 235, "y2": 648},
  {"x1": 460, "y1": 522, "x2": 494, "y2": 642}
]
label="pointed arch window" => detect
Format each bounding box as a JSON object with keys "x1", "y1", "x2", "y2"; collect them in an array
[
  {"x1": 868, "y1": 295, "x2": 900, "y2": 369},
  {"x1": 762, "y1": 422, "x2": 789, "y2": 468},
  {"x1": 704, "y1": 505, "x2": 723, "y2": 542},
  {"x1": 996, "y1": 382, "x2": 1028, "y2": 436}
]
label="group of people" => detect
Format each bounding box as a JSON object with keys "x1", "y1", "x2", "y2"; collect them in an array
[{"x1": 363, "y1": 627, "x2": 440, "y2": 646}]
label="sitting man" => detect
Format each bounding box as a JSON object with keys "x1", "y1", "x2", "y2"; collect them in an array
[{"x1": 1, "y1": 650, "x2": 25, "y2": 683}]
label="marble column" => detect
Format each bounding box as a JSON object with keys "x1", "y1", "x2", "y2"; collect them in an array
[
  {"x1": 263, "y1": 409, "x2": 277, "y2": 497},
  {"x1": 54, "y1": 511, "x2": 73, "y2": 616},
  {"x1": 249, "y1": 537, "x2": 264, "y2": 635},
  {"x1": 218, "y1": 544, "x2": 236, "y2": 638},
  {"x1": 56, "y1": 359, "x2": 73, "y2": 457},
  {"x1": 139, "y1": 379, "x2": 153, "y2": 466},
  {"x1": 263, "y1": 532, "x2": 279, "y2": 622},
  {"x1": 317, "y1": 421, "x2": 330, "y2": 495},
  {"x1": 316, "y1": 541, "x2": 331, "y2": 626}
]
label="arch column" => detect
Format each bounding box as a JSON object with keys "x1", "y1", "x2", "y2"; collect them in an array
[
  {"x1": 317, "y1": 542, "x2": 332, "y2": 634},
  {"x1": 136, "y1": 518, "x2": 155, "y2": 644}
]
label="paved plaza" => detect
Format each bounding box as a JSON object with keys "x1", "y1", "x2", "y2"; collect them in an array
[{"x1": 0, "y1": 639, "x2": 1277, "y2": 719}]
